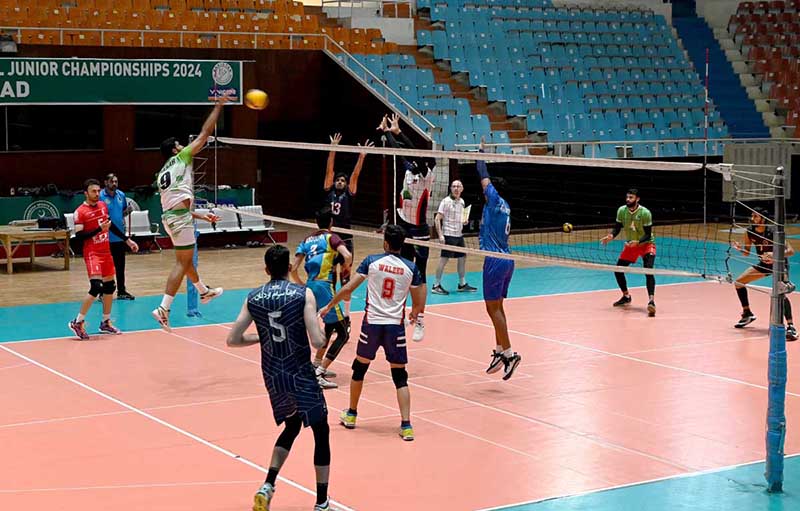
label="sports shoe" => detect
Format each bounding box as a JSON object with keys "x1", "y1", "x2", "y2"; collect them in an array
[
  {"x1": 313, "y1": 363, "x2": 337, "y2": 378},
  {"x1": 253, "y1": 482, "x2": 274, "y2": 511},
  {"x1": 151, "y1": 306, "x2": 171, "y2": 333},
  {"x1": 317, "y1": 374, "x2": 339, "y2": 390},
  {"x1": 613, "y1": 295, "x2": 632, "y2": 307},
  {"x1": 313, "y1": 499, "x2": 330, "y2": 511},
  {"x1": 68, "y1": 319, "x2": 90, "y2": 340},
  {"x1": 502, "y1": 352, "x2": 522, "y2": 381},
  {"x1": 399, "y1": 425, "x2": 415, "y2": 441},
  {"x1": 647, "y1": 301, "x2": 656, "y2": 317},
  {"x1": 486, "y1": 351, "x2": 504, "y2": 374},
  {"x1": 734, "y1": 311, "x2": 756, "y2": 329},
  {"x1": 99, "y1": 319, "x2": 122, "y2": 335},
  {"x1": 788, "y1": 324, "x2": 798, "y2": 341},
  {"x1": 431, "y1": 284, "x2": 449, "y2": 295},
  {"x1": 412, "y1": 316, "x2": 425, "y2": 342},
  {"x1": 116, "y1": 292, "x2": 135, "y2": 300},
  {"x1": 339, "y1": 409, "x2": 357, "y2": 429},
  {"x1": 457, "y1": 283, "x2": 478, "y2": 292},
  {"x1": 200, "y1": 287, "x2": 223, "y2": 304}
]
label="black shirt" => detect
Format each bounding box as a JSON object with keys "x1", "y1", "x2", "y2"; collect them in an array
[{"x1": 327, "y1": 188, "x2": 353, "y2": 229}]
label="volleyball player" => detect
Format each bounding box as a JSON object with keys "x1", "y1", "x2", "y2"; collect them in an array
[
  {"x1": 68, "y1": 179, "x2": 139, "y2": 340},
  {"x1": 291, "y1": 207, "x2": 353, "y2": 389},
  {"x1": 600, "y1": 188, "x2": 657, "y2": 317},
  {"x1": 320, "y1": 224, "x2": 426, "y2": 441},
  {"x1": 476, "y1": 140, "x2": 521, "y2": 380},
  {"x1": 433, "y1": 179, "x2": 477, "y2": 294},
  {"x1": 731, "y1": 207, "x2": 797, "y2": 340},
  {"x1": 227, "y1": 245, "x2": 332, "y2": 511},
  {"x1": 151, "y1": 94, "x2": 228, "y2": 332}
]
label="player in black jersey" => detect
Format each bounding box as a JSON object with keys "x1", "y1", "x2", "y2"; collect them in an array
[
  {"x1": 731, "y1": 207, "x2": 797, "y2": 340},
  {"x1": 227, "y1": 245, "x2": 332, "y2": 511}
]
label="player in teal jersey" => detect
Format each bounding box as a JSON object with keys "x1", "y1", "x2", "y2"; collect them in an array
[{"x1": 601, "y1": 189, "x2": 657, "y2": 317}]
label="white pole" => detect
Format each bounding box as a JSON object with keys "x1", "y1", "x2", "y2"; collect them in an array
[{"x1": 392, "y1": 155, "x2": 397, "y2": 224}]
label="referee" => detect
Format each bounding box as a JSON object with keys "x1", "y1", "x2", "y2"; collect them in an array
[
  {"x1": 100, "y1": 173, "x2": 134, "y2": 300},
  {"x1": 432, "y1": 180, "x2": 476, "y2": 295}
]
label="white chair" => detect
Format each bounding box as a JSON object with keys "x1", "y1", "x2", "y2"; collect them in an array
[
  {"x1": 215, "y1": 206, "x2": 244, "y2": 233},
  {"x1": 239, "y1": 205, "x2": 278, "y2": 244},
  {"x1": 194, "y1": 208, "x2": 216, "y2": 235},
  {"x1": 128, "y1": 210, "x2": 161, "y2": 252},
  {"x1": 61, "y1": 213, "x2": 76, "y2": 256}
]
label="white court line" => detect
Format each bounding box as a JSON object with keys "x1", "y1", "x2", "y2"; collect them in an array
[
  {"x1": 0, "y1": 362, "x2": 30, "y2": 371},
  {"x1": 473, "y1": 452, "x2": 800, "y2": 511},
  {"x1": 0, "y1": 344, "x2": 356, "y2": 511},
  {"x1": 198, "y1": 324, "x2": 692, "y2": 472},
  {"x1": 425, "y1": 310, "x2": 800, "y2": 398},
  {"x1": 0, "y1": 480, "x2": 260, "y2": 494}
]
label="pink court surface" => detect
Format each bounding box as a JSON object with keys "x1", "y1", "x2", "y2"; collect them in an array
[{"x1": 1, "y1": 281, "x2": 798, "y2": 511}]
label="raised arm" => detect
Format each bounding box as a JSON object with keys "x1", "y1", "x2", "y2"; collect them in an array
[
  {"x1": 476, "y1": 137, "x2": 491, "y2": 191},
  {"x1": 348, "y1": 139, "x2": 374, "y2": 195},
  {"x1": 324, "y1": 133, "x2": 342, "y2": 190},
  {"x1": 187, "y1": 94, "x2": 229, "y2": 157},
  {"x1": 304, "y1": 289, "x2": 326, "y2": 349},
  {"x1": 226, "y1": 301, "x2": 260, "y2": 347}
]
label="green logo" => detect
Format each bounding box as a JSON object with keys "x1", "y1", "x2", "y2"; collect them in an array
[{"x1": 23, "y1": 200, "x2": 58, "y2": 220}]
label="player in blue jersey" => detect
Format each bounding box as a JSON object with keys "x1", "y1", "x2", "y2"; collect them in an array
[
  {"x1": 291, "y1": 207, "x2": 353, "y2": 390},
  {"x1": 320, "y1": 224, "x2": 426, "y2": 441},
  {"x1": 227, "y1": 245, "x2": 332, "y2": 511},
  {"x1": 477, "y1": 139, "x2": 521, "y2": 380}
]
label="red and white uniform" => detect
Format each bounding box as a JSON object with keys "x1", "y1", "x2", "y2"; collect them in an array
[{"x1": 74, "y1": 201, "x2": 116, "y2": 278}]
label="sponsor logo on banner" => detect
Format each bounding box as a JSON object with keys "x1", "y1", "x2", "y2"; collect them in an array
[
  {"x1": 23, "y1": 200, "x2": 59, "y2": 219},
  {"x1": 212, "y1": 62, "x2": 234, "y2": 86}
]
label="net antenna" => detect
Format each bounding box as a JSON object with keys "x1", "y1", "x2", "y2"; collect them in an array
[{"x1": 711, "y1": 163, "x2": 793, "y2": 491}]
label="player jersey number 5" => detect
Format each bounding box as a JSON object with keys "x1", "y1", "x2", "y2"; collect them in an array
[{"x1": 266, "y1": 311, "x2": 286, "y2": 343}]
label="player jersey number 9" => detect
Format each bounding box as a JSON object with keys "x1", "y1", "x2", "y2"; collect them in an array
[
  {"x1": 159, "y1": 171, "x2": 171, "y2": 191},
  {"x1": 267, "y1": 311, "x2": 286, "y2": 343},
  {"x1": 382, "y1": 277, "x2": 395, "y2": 298}
]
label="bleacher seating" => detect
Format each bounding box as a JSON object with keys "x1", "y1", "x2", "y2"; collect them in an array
[{"x1": 728, "y1": 0, "x2": 800, "y2": 135}]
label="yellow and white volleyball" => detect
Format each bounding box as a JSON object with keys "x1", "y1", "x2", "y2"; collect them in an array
[
  {"x1": 244, "y1": 89, "x2": 269, "y2": 110},
  {"x1": 562, "y1": 222, "x2": 573, "y2": 233}
]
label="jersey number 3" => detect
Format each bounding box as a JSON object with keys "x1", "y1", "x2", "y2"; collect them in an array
[
  {"x1": 267, "y1": 311, "x2": 287, "y2": 343},
  {"x1": 381, "y1": 277, "x2": 395, "y2": 298}
]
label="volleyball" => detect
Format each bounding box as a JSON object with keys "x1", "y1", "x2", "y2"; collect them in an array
[
  {"x1": 244, "y1": 89, "x2": 269, "y2": 110},
  {"x1": 562, "y1": 222, "x2": 573, "y2": 233}
]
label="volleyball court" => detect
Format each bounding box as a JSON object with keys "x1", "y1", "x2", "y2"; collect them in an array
[{"x1": 1, "y1": 143, "x2": 797, "y2": 511}]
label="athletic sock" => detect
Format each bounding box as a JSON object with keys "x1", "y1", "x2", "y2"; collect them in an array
[
  {"x1": 160, "y1": 294, "x2": 174, "y2": 311},
  {"x1": 502, "y1": 348, "x2": 514, "y2": 358},
  {"x1": 495, "y1": 345, "x2": 502, "y2": 354},
  {"x1": 193, "y1": 281, "x2": 209, "y2": 294},
  {"x1": 102, "y1": 314, "x2": 110, "y2": 321},
  {"x1": 347, "y1": 408, "x2": 357, "y2": 416},
  {"x1": 401, "y1": 420, "x2": 412, "y2": 428},
  {"x1": 76, "y1": 313, "x2": 85, "y2": 322},
  {"x1": 316, "y1": 483, "x2": 328, "y2": 505},
  {"x1": 266, "y1": 468, "x2": 279, "y2": 486}
]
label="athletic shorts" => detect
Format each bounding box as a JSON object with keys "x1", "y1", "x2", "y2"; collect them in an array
[
  {"x1": 441, "y1": 235, "x2": 466, "y2": 259},
  {"x1": 619, "y1": 242, "x2": 657, "y2": 263},
  {"x1": 357, "y1": 322, "x2": 408, "y2": 364},
  {"x1": 753, "y1": 259, "x2": 790, "y2": 277},
  {"x1": 308, "y1": 280, "x2": 345, "y2": 325},
  {"x1": 162, "y1": 208, "x2": 195, "y2": 249},
  {"x1": 84, "y1": 251, "x2": 115, "y2": 278},
  {"x1": 263, "y1": 366, "x2": 327, "y2": 427},
  {"x1": 483, "y1": 256, "x2": 514, "y2": 301},
  {"x1": 398, "y1": 218, "x2": 430, "y2": 283}
]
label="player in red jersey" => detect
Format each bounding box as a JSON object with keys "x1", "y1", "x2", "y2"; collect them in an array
[{"x1": 68, "y1": 179, "x2": 139, "y2": 340}]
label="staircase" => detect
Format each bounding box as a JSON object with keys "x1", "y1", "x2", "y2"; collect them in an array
[{"x1": 673, "y1": 15, "x2": 769, "y2": 138}]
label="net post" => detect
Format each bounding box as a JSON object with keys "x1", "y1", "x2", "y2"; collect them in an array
[{"x1": 766, "y1": 165, "x2": 787, "y2": 493}]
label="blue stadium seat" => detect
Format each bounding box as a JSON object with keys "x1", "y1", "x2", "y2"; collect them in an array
[{"x1": 417, "y1": 30, "x2": 433, "y2": 47}]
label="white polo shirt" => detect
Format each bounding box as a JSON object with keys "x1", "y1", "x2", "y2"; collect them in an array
[{"x1": 437, "y1": 195, "x2": 465, "y2": 237}]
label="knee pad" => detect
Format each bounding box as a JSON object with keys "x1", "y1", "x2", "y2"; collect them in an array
[
  {"x1": 311, "y1": 420, "x2": 331, "y2": 466},
  {"x1": 88, "y1": 279, "x2": 103, "y2": 297},
  {"x1": 391, "y1": 367, "x2": 409, "y2": 389},
  {"x1": 276, "y1": 414, "x2": 302, "y2": 451},
  {"x1": 102, "y1": 280, "x2": 116, "y2": 295},
  {"x1": 351, "y1": 359, "x2": 369, "y2": 381},
  {"x1": 324, "y1": 321, "x2": 350, "y2": 362}
]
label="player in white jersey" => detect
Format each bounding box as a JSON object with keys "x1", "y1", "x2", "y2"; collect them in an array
[
  {"x1": 320, "y1": 224, "x2": 426, "y2": 441},
  {"x1": 151, "y1": 94, "x2": 228, "y2": 332}
]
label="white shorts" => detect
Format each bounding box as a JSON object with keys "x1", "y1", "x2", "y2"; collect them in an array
[{"x1": 162, "y1": 208, "x2": 195, "y2": 249}]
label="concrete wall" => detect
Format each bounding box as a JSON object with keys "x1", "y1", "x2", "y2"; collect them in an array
[{"x1": 696, "y1": 0, "x2": 741, "y2": 29}]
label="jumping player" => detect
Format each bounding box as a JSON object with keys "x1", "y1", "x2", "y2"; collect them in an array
[
  {"x1": 320, "y1": 224, "x2": 426, "y2": 441},
  {"x1": 68, "y1": 179, "x2": 139, "y2": 339},
  {"x1": 291, "y1": 207, "x2": 353, "y2": 390},
  {"x1": 600, "y1": 188, "x2": 657, "y2": 317},
  {"x1": 476, "y1": 140, "x2": 521, "y2": 380},
  {"x1": 152, "y1": 95, "x2": 228, "y2": 332},
  {"x1": 227, "y1": 245, "x2": 332, "y2": 511},
  {"x1": 731, "y1": 207, "x2": 797, "y2": 340}
]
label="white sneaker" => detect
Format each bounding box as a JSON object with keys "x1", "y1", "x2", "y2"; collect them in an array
[
  {"x1": 313, "y1": 362, "x2": 336, "y2": 378},
  {"x1": 313, "y1": 498, "x2": 330, "y2": 511},
  {"x1": 412, "y1": 317, "x2": 425, "y2": 342},
  {"x1": 151, "y1": 306, "x2": 171, "y2": 333},
  {"x1": 200, "y1": 286, "x2": 223, "y2": 304},
  {"x1": 317, "y1": 374, "x2": 339, "y2": 390}
]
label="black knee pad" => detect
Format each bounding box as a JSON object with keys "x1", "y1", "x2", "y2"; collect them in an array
[
  {"x1": 275, "y1": 414, "x2": 302, "y2": 451},
  {"x1": 311, "y1": 419, "x2": 331, "y2": 466},
  {"x1": 102, "y1": 280, "x2": 116, "y2": 295},
  {"x1": 391, "y1": 367, "x2": 409, "y2": 389},
  {"x1": 351, "y1": 359, "x2": 369, "y2": 381},
  {"x1": 324, "y1": 321, "x2": 350, "y2": 362},
  {"x1": 88, "y1": 279, "x2": 103, "y2": 297}
]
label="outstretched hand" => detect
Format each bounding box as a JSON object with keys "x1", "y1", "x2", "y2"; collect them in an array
[
  {"x1": 377, "y1": 114, "x2": 389, "y2": 132},
  {"x1": 358, "y1": 139, "x2": 375, "y2": 153},
  {"x1": 389, "y1": 113, "x2": 401, "y2": 134},
  {"x1": 330, "y1": 133, "x2": 342, "y2": 145}
]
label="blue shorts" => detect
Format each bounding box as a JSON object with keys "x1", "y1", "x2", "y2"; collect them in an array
[
  {"x1": 308, "y1": 280, "x2": 345, "y2": 324},
  {"x1": 357, "y1": 322, "x2": 408, "y2": 364},
  {"x1": 263, "y1": 366, "x2": 328, "y2": 427},
  {"x1": 483, "y1": 257, "x2": 514, "y2": 301}
]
